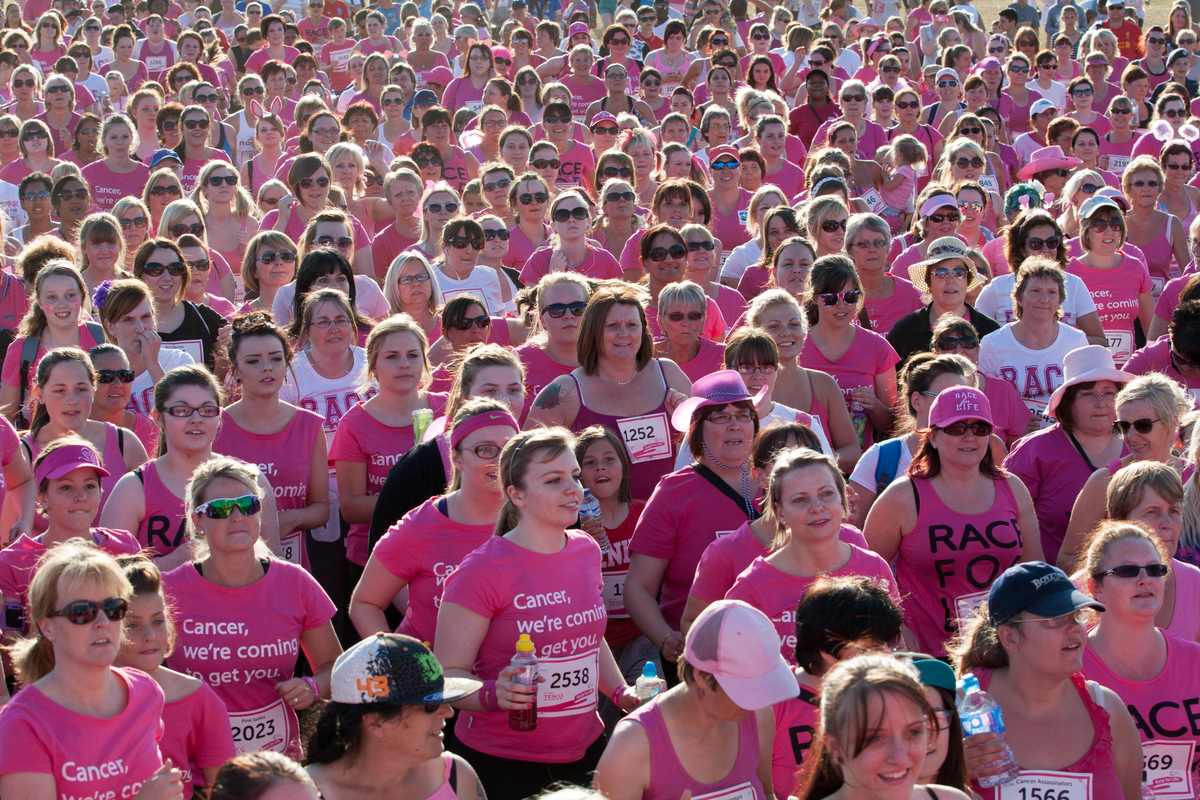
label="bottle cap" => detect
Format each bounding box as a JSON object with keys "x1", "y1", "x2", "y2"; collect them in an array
[
  {"x1": 960, "y1": 674, "x2": 979, "y2": 692},
  {"x1": 516, "y1": 634, "x2": 535, "y2": 652},
  {"x1": 642, "y1": 662, "x2": 658, "y2": 679}
]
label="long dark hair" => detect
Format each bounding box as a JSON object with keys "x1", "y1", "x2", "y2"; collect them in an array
[
  {"x1": 286, "y1": 249, "x2": 364, "y2": 341},
  {"x1": 306, "y1": 701, "x2": 408, "y2": 766}
]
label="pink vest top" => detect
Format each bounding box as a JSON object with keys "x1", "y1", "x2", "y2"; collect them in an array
[
  {"x1": 897, "y1": 475, "x2": 1023, "y2": 656},
  {"x1": 629, "y1": 699, "x2": 765, "y2": 800},
  {"x1": 135, "y1": 460, "x2": 187, "y2": 557}
]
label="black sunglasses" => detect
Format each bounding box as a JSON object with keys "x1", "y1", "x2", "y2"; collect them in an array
[
  {"x1": 169, "y1": 222, "x2": 205, "y2": 237},
  {"x1": 820, "y1": 290, "x2": 861, "y2": 306},
  {"x1": 51, "y1": 597, "x2": 128, "y2": 625},
  {"x1": 1093, "y1": 563, "x2": 1170, "y2": 579},
  {"x1": 545, "y1": 301, "x2": 587, "y2": 317},
  {"x1": 446, "y1": 236, "x2": 485, "y2": 250},
  {"x1": 1114, "y1": 418, "x2": 1160, "y2": 435},
  {"x1": 935, "y1": 335, "x2": 978, "y2": 351},
  {"x1": 941, "y1": 420, "x2": 993, "y2": 436},
  {"x1": 142, "y1": 262, "x2": 187, "y2": 277},
  {"x1": 96, "y1": 369, "x2": 136, "y2": 384},
  {"x1": 454, "y1": 314, "x2": 490, "y2": 330},
  {"x1": 553, "y1": 206, "x2": 589, "y2": 222},
  {"x1": 647, "y1": 244, "x2": 687, "y2": 261},
  {"x1": 425, "y1": 202, "x2": 458, "y2": 214}
]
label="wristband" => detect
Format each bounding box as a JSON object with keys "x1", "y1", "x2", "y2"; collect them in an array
[
  {"x1": 611, "y1": 684, "x2": 631, "y2": 707},
  {"x1": 303, "y1": 676, "x2": 320, "y2": 700},
  {"x1": 479, "y1": 679, "x2": 502, "y2": 712},
  {"x1": 660, "y1": 632, "x2": 674, "y2": 652}
]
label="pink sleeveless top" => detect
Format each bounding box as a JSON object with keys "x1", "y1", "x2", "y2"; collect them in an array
[
  {"x1": 441, "y1": 146, "x2": 470, "y2": 192},
  {"x1": 805, "y1": 370, "x2": 829, "y2": 444},
  {"x1": 1133, "y1": 215, "x2": 1175, "y2": 286},
  {"x1": 973, "y1": 669, "x2": 1124, "y2": 800},
  {"x1": 571, "y1": 360, "x2": 674, "y2": 500},
  {"x1": 22, "y1": 422, "x2": 127, "y2": 533},
  {"x1": 897, "y1": 475, "x2": 1023, "y2": 656},
  {"x1": 135, "y1": 460, "x2": 187, "y2": 557},
  {"x1": 628, "y1": 699, "x2": 765, "y2": 800},
  {"x1": 1167, "y1": 559, "x2": 1200, "y2": 641}
]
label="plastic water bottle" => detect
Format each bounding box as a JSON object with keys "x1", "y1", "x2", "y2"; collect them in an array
[
  {"x1": 579, "y1": 489, "x2": 611, "y2": 555},
  {"x1": 509, "y1": 634, "x2": 538, "y2": 731},
  {"x1": 635, "y1": 662, "x2": 663, "y2": 702},
  {"x1": 958, "y1": 674, "x2": 1021, "y2": 787}
]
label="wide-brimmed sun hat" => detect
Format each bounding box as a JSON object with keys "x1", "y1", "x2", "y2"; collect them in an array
[
  {"x1": 1046, "y1": 345, "x2": 1128, "y2": 419},
  {"x1": 1017, "y1": 145, "x2": 1082, "y2": 180}
]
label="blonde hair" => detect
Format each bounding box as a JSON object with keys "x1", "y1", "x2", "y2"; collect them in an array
[
  {"x1": 362, "y1": 314, "x2": 430, "y2": 394},
  {"x1": 382, "y1": 251, "x2": 441, "y2": 316},
  {"x1": 889, "y1": 133, "x2": 928, "y2": 171},
  {"x1": 184, "y1": 456, "x2": 267, "y2": 561},
  {"x1": 1115, "y1": 373, "x2": 1190, "y2": 433},
  {"x1": 191, "y1": 160, "x2": 257, "y2": 220},
  {"x1": 446, "y1": 343, "x2": 525, "y2": 420},
  {"x1": 764, "y1": 447, "x2": 848, "y2": 549}
]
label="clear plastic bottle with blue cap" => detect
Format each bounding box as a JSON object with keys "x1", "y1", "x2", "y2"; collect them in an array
[
  {"x1": 634, "y1": 662, "x2": 662, "y2": 701},
  {"x1": 958, "y1": 673, "x2": 1021, "y2": 787}
]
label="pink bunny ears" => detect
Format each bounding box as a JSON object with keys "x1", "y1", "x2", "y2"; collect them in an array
[{"x1": 250, "y1": 96, "x2": 284, "y2": 118}]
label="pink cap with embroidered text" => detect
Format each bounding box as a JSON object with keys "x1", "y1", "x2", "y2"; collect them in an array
[{"x1": 928, "y1": 385, "x2": 993, "y2": 428}]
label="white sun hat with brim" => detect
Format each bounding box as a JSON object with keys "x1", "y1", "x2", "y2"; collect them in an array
[
  {"x1": 1046, "y1": 345, "x2": 1129, "y2": 419},
  {"x1": 908, "y1": 236, "x2": 986, "y2": 294}
]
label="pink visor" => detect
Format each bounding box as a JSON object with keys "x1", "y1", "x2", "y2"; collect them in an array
[{"x1": 34, "y1": 443, "x2": 110, "y2": 485}]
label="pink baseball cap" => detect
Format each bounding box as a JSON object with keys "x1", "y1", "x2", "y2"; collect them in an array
[
  {"x1": 421, "y1": 66, "x2": 454, "y2": 86},
  {"x1": 34, "y1": 442, "x2": 110, "y2": 485},
  {"x1": 707, "y1": 144, "x2": 740, "y2": 163},
  {"x1": 491, "y1": 46, "x2": 512, "y2": 60},
  {"x1": 590, "y1": 111, "x2": 618, "y2": 128},
  {"x1": 684, "y1": 600, "x2": 799, "y2": 710},
  {"x1": 568, "y1": 21, "x2": 590, "y2": 37},
  {"x1": 928, "y1": 386, "x2": 993, "y2": 429}
]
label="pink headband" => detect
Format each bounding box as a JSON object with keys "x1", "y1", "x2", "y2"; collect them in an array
[
  {"x1": 449, "y1": 409, "x2": 519, "y2": 450},
  {"x1": 920, "y1": 193, "x2": 958, "y2": 218}
]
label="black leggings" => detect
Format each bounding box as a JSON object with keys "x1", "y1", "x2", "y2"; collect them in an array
[{"x1": 451, "y1": 733, "x2": 607, "y2": 800}]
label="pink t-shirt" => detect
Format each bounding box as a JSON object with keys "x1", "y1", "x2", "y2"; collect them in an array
[
  {"x1": 440, "y1": 531, "x2": 607, "y2": 761},
  {"x1": 0, "y1": 667, "x2": 166, "y2": 798},
  {"x1": 1066, "y1": 255, "x2": 1154, "y2": 366},
  {"x1": 762, "y1": 159, "x2": 805, "y2": 200},
  {"x1": 864, "y1": 276, "x2": 925, "y2": 335},
  {"x1": 519, "y1": 245, "x2": 622, "y2": 284},
  {"x1": 328, "y1": 396, "x2": 448, "y2": 566},
  {"x1": 162, "y1": 682, "x2": 236, "y2": 797},
  {"x1": 629, "y1": 466, "x2": 761, "y2": 630},
  {"x1": 726, "y1": 545, "x2": 898, "y2": 664},
  {"x1": 373, "y1": 497, "x2": 493, "y2": 647},
  {"x1": 709, "y1": 188, "x2": 753, "y2": 256},
  {"x1": 163, "y1": 558, "x2": 336, "y2": 761},
  {"x1": 1154, "y1": 271, "x2": 1193, "y2": 323},
  {"x1": 772, "y1": 674, "x2": 820, "y2": 799},
  {"x1": 372, "y1": 222, "x2": 420, "y2": 280},
  {"x1": 296, "y1": 16, "x2": 332, "y2": 42},
  {"x1": 1124, "y1": 336, "x2": 1200, "y2": 395},
  {"x1": 1003, "y1": 424, "x2": 1126, "y2": 567},
  {"x1": 0, "y1": 416, "x2": 20, "y2": 516},
  {"x1": 799, "y1": 327, "x2": 899, "y2": 448},
  {"x1": 556, "y1": 141, "x2": 596, "y2": 191},
  {"x1": 320, "y1": 41, "x2": 358, "y2": 92},
  {"x1": 673, "y1": 337, "x2": 727, "y2": 384},
  {"x1": 563, "y1": 75, "x2": 607, "y2": 119},
  {"x1": 259, "y1": 208, "x2": 371, "y2": 256},
  {"x1": 1082, "y1": 633, "x2": 1200, "y2": 798},
  {"x1": 504, "y1": 223, "x2": 550, "y2": 273},
  {"x1": 212, "y1": 408, "x2": 325, "y2": 569},
  {"x1": 245, "y1": 46, "x2": 301, "y2": 75}
]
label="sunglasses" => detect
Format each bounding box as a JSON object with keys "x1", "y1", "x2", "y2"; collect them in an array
[
  {"x1": 195, "y1": 494, "x2": 263, "y2": 519},
  {"x1": 605, "y1": 191, "x2": 636, "y2": 202},
  {"x1": 666, "y1": 311, "x2": 704, "y2": 322},
  {"x1": 881, "y1": 66, "x2": 901, "y2": 73},
  {"x1": 928, "y1": 211, "x2": 960, "y2": 223},
  {"x1": 142, "y1": 262, "x2": 187, "y2": 277},
  {"x1": 482, "y1": 227, "x2": 510, "y2": 241},
  {"x1": 553, "y1": 206, "x2": 589, "y2": 222},
  {"x1": 119, "y1": 215, "x2": 148, "y2": 229},
  {"x1": 610, "y1": 37, "x2": 630, "y2": 45},
  {"x1": 711, "y1": 38, "x2": 729, "y2": 46},
  {"x1": 841, "y1": 93, "x2": 866, "y2": 102},
  {"x1": 299, "y1": 176, "x2": 330, "y2": 190},
  {"x1": 1164, "y1": 109, "x2": 1187, "y2": 119},
  {"x1": 544, "y1": 114, "x2": 572, "y2": 124},
  {"x1": 545, "y1": 301, "x2": 587, "y2": 317},
  {"x1": 22, "y1": 190, "x2": 50, "y2": 200},
  {"x1": 935, "y1": 335, "x2": 978, "y2": 351},
  {"x1": 1072, "y1": 88, "x2": 1093, "y2": 96},
  {"x1": 315, "y1": 235, "x2": 354, "y2": 249},
  {"x1": 56, "y1": 187, "x2": 89, "y2": 200},
  {"x1": 414, "y1": 156, "x2": 443, "y2": 168},
  {"x1": 896, "y1": 100, "x2": 920, "y2": 110},
  {"x1": 150, "y1": 184, "x2": 182, "y2": 197},
  {"x1": 821, "y1": 219, "x2": 847, "y2": 233},
  {"x1": 940, "y1": 420, "x2": 993, "y2": 436},
  {"x1": 642, "y1": 78, "x2": 662, "y2": 87},
  {"x1": 687, "y1": 240, "x2": 715, "y2": 251},
  {"x1": 751, "y1": 32, "x2": 770, "y2": 40},
  {"x1": 518, "y1": 192, "x2": 548, "y2": 205},
  {"x1": 169, "y1": 223, "x2": 205, "y2": 237},
  {"x1": 647, "y1": 244, "x2": 687, "y2": 261},
  {"x1": 22, "y1": 129, "x2": 48, "y2": 140},
  {"x1": 1093, "y1": 563, "x2": 1170, "y2": 579},
  {"x1": 207, "y1": 174, "x2": 237, "y2": 186},
  {"x1": 711, "y1": 159, "x2": 740, "y2": 171},
  {"x1": 96, "y1": 369, "x2": 136, "y2": 384},
  {"x1": 46, "y1": 84, "x2": 70, "y2": 94},
  {"x1": 51, "y1": 597, "x2": 128, "y2": 625},
  {"x1": 1024, "y1": 235, "x2": 1062, "y2": 252},
  {"x1": 454, "y1": 314, "x2": 491, "y2": 330},
  {"x1": 242, "y1": 86, "x2": 265, "y2": 96},
  {"x1": 532, "y1": 159, "x2": 561, "y2": 169},
  {"x1": 1079, "y1": 183, "x2": 1100, "y2": 193},
  {"x1": 602, "y1": 166, "x2": 633, "y2": 178},
  {"x1": 258, "y1": 250, "x2": 296, "y2": 265},
  {"x1": 188, "y1": 259, "x2": 210, "y2": 272},
  {"x1": 1089, "y1": 219, "x2": 1121, "y2": 232},
  {"x1": 0, "y1": 128, "x2": 17, "y2": 138},
  {"x1": 820, "y1": 290, "x2": 861, "y2": 306},
  {"x1": 1114, "y1": 417, "x2": 1161, "y2": 435},
  {"x1": 958, "y1": 201, "x2": 984, "y2": 212},
  {"x1": 955, "y1": 157, "x2": 985, "y2": 170},
  {"x1": 446, "y1": 235, "x2": 484, "y2": 250},
  {"x1": 937, "y1": 80, "x2": 958, "y2": 88}
]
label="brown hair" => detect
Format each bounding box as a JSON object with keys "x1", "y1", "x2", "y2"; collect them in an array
[
  {"x1": 493, "y1": 427, "x2": 575, "y2": 536},
  {"x1": 210, "y1": 752, "x2": 319, "y2": 800},
  {"x1": 574, "y1": 425, "x2": 633, "y2": 504},
  {"x1": 29, "y1": 346, "x2": 95, "y2": 439},
  {"x1": 576, "y1": 282, "x2": 654, "y2": 376},
  {"x1": 764, "y1": 447, "x2": 848, "y2": 549},
  {"x1": 1106, "y1": 460, "x2": 1184, "y2": 520},
  {"x1": 445, "y1": 344, "x2": 525, "y2": 421}
]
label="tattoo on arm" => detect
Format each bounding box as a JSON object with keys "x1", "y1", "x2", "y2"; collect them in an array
[{"x1": 533, "y1": 380, "x2": 572, "y2": 411}]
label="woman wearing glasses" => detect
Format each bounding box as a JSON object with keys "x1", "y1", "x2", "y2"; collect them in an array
[
  {"x1": 520, "y1": 190, "x2": 622, "y2": 284},
  {"x1": 514, "y1": 272, "x2": 589, "y2": 419},
  {"x1": 1081, "y1": 520, "x2": 1200, "y2": 775},
  {"x1": 0, "y1": 543, "x2": 183, "y2": 797},
  {"x1": 1132, "y1": 94, "x2": 1193, "y2": 160},
  {"x1": 28, "y1": 12, "x2": 64, "y2": 77},
  {"x1": 5, "y1": 65, "x2": 41, "y2": 126},
  {"x1": 80, "y1": 114, "x2": 149, "y2": 216},
  {"x1": 889, "y1": 88, "x2": 945, "y2": 196},
  {"x1": 19, "y1": 346, "x2": 147, "y2": 531},
  {"x1": 325, "y1": 142, "x2": 393, "y2": 238},
  {"x1": 87, "y1": 342, "x2": 157, "y2": 456},
  {"x1": 142, "y1": 168, "x2": 183, "y2": 236},
  {"x1": 162, "y1": 454, "x2": 338, "y2": 762},
  {"x1": 426, "y1": 294, "x2": 525, "y2": 378},
  {"x1": 888, "y1": 236, "x2": 1000, "y2": 365},
  {"x1": 381, "y1": 253, "x2": 439, "y2": 342},
  {"x1": 178, "y1": 234, "x2": 235, "y2": 318},
  {"x1": 132, "y1": 237, "x2": 228, "y2": 372},
  {"x1": 0, "y1": 118, "x2": 59, "y2": 185},
  {"x1": 812, "y1": 79, "x2": 888, "y2": 161},
  {"x1": 48, "y1": 174, "x2": 91, "y2": 245},
  {"x1": 192, "y1": 162, "x2": 259, "y2": 295},
  {"x1": 682, "y1": 222, "x2": 744, "y2": 337},
  {"x1": 503, "y1": 172, "x2": 550, "y2": 272},
  {"x1": 951, "y1": 561, "x2": 1142, "y2": 800},
  {"x1": 1059, "y1": 374, "x2": 1194, "y2": 572},
  {"x1": 170, "y1": 105, "x2": 230, "y2": 194},
  {"x1": 653, "y1": 281, "x2": 725, "y2": 384},
  {"x1": 845, "y1": 213, "x2": 922, "y2": 336},
  {"x1": 238, "y1": 231, "x2": 297, "y2": 316},
  {"x1": 888, "y1": 188, "x2": 966, "y2": 285},
  {"x1": 865, "y1": 385, "x2": 1042, "y2": 657},
  {"x1": 802, "y1": 254, "x2": 899, "y2": 450},
  {"x1": 33, "y1": 74, "x2": 78, "y2": 159},
  {"x1": 109, "y1": 198, "x2": 148, "y2": 270},
  {"x1": 432, "y1": 216, "x2": 508, "y2": 317},
  {"x1": 158, "y1": 198, "x2": 237, "y2": 303}
]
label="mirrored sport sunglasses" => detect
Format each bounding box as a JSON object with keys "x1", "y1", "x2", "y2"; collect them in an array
[
  {"x1": 51, "y1": 597, "x2": 128, "y2": 624},
  {"x1": 194, "y1": 494, "x2": 263, "y2": 519}
]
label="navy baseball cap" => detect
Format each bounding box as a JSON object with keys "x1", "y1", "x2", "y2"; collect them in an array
[
  {"x1": 150, "y1": 149, "x2": 182, "y2": 168},
  {"x1": 412, "y1": 89, "x2": 438, "y2": 107},
  {"x1": 987, "y1": 562, "x2": 1105, "y2": 625}
]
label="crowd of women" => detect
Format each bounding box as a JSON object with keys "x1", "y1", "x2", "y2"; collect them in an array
[{"x1": 1, "y1": 0, "x2": 1200, "y2": 797}]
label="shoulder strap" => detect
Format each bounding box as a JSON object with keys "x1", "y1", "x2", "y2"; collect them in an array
[
  {"x1": 874, "y1": 438, "x2": 904, "y2": 495},
  {"x1": 17, "y1": 333, "x2": 40, "y2": 411},
  {"x1": 926, "y1": 788, "x2": 940, "y2": 800},
  {"x1": 691, "y1": 463, "x2": 760, "y2": 521},
  {"x1": 448, "y1": 756, "x2": 458, "y2": 792},
  {"x1": 117, "y1": 425, "x2": 125, "y2": 456},
  {"x1": 84, "y1": 321, "x2": 104, "y2": 345},
  {"x1": 910, "y1": 477, "x2": 920, "y2": 515}
]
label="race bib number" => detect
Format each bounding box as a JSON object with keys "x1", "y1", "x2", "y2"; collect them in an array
[
  {"x1": 954, "y1": 589, "x2": 989, "y2": 624},
  {"x1": 603, "y1": 570, "x2": 628, "y2": 617},
  {"x1": 1143, "y1": 740, "x2": 1195, "y2": 799},
  {"x1": 859, "y1": 187, "x2": 888, "y2": 214},
  {"x1": 998, "y1": 771, "x2": 1093, "y2": 800},
  {"x1": 1153, "y1": 277, "x2": 1165, "y2": 299},
  {"x1": 617, "y1": 412, "x2": 672, "y2": 463},
  {"x1": 280, "y1": 531, "x2": 302, "y2": 565},
  {"x1": 1109, "y1": 155, "x2": 1131, "y2": 175},
  {"x1": 441, "y1": 287, "x2": 490, "y2": 314},
  {"x1": 979, "y1": 174, "x2": 1000, "y2": 194},
  {"x1": 229, "y1": 698, "x2": 289, "y2": 755},
  {"x1": 1023, "y1": 398, "x2": 1051, "y2": 428},
  {"x1": 738, "y1": 209, "x2": 749, "y2": 225},
  {"x1": 537, "y1": 650, "x2": 599, "y2": 717},
  {"x1": 145, "y1": 55, "x2": 167, "y2": 72},
  {"x1": 160, "y1": 339, "x2": 205, "y2": 365},
  {"x1": 465, "y1": 100, "x2": 485, "y2": 114},
  {"x1": 1103, "y1": 329, "x2": 1133, "y2": 366},
  {"x1": 332, "y1": 49, "x2": 352, "y2": 67},
  {"x1": 693, "y1": 783, "x2": 758, "y2": 800}
]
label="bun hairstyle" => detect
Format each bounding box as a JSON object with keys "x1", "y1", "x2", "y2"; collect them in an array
[
  {"x1": 116, "y1": 553, "x2": 177, "y2": 655},
  {"x1": 228, "y1": 311, "x2": 294, "y2": 379}
]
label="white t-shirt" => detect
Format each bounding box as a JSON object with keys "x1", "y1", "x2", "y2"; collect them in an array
[
  {"x1": 271, "y1": 275, "x2": 390, "y2": 326},
  {"x1": 279, "y1": 346, "x2": 373, "y2": 447},
  {"x1": 0, "y1": 180, "x2": 27, "y2": 228},
  {"x1": 849, "y1": 436, "x2": 915, "y2": 494},
  {"x1": 978, "y1": 322, "x2": 1089, "y2": 428},
  {"x1": 435, "y1": 265, "x2": 508, "y2": 316},
  {"x1": 720, "y1": 239, "x2": 762, "y2": 282},
  {"x1": 973, "y1": 271, "x2": 1098, "y2": 327},
  {"x1": 78, "y1": 72, "x2": 110, "y2": 99},
  {"x1": 127, "y1": 348, "x2": 196, "y2": 416},
  {"x1": 835, "y1": 47, "x2": 862, "y2": 75},
  {"x1": 1030, "y1": 79, "x2": 1067, "y2": 109}
]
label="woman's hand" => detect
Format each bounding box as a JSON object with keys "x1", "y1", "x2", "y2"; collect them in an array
[
  {"x1": 660, "y1": 630, "x2": 684, "y2": 663},
  {"x1": 138, "y1": 328, "x2": 161, "y2": 363},
  {"x1": 549, "y1": 249, "x2": 569, "y2": 274},
  {"x1": 850, "y1": 386, "x2": 878, "y2": 412},
  {"x1": 237, "y1": 226, "x2": 251, "y2": 249},
  {"x1": 665, "y1": 389, "x2": 688, "y2": 413},
  {"x1": 216, "y1": 325, "x2": 233, "y2": 349},
  {"x1": 963, "y1": 732, "x2": 1010, "y2": 783},
  {"x1": 274, "y1": 677, "x2": 318, "y2": 710},
  {"x1": 135, "y1": 759, "x2": 184, "y2": 800},
  {"x1": 495, "y1": 664, "x2": 540, "y2": 710}
]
